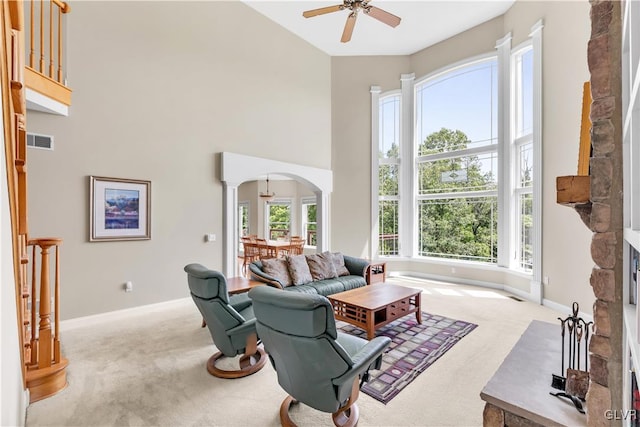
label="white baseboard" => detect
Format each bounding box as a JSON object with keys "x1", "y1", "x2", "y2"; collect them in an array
[
  {"x1": 389, "y1": 271, "x2": 588, "y2": 314},
  {"x1": 60, "y1": 298, "x2": 192, "y2": 332},
  {"x1": 390, "y1": 270, "x2": 538, "y2": 301}
]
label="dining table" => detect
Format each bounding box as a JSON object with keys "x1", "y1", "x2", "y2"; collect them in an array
[
  {"x1": 244, "y1": 239, "x2": 296, "y2": 259},
  {"x1": 264, "y1": 240, "x2": 296, "y2": 257}
]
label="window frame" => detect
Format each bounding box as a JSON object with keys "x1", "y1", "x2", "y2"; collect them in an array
[
  {"x1": 376, "y1": 90, "x2": 402, "y2": 256},
  {"x1": 413, "y1": 54, "x2": 499, "y2": 264},
  {"x1": 300, "y1": 197, "x2": 317, "y2": 247},
  {"x1": 264, "y1": 199, "x2": 292, "y2": 240},
  {"x1": 238, "y1": 201, "x2": 250, "y2": 244}
]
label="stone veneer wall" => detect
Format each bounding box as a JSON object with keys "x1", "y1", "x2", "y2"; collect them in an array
[{"x1": 585, "y1": 1, "x2": 623, "y2": 425}]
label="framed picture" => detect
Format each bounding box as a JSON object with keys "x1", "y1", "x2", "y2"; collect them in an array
[{"x1": 89, "y1": 176, "x2": 151, "y2": 241}]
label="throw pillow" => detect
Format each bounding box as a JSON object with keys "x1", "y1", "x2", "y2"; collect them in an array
[
  {"x1": 332, "y1": 252, "x2": 350, "y2": 276},
  {"x1": 306, "y1": 252, "x2": 338, "y2": 281},
  {"x1": 261, "y1": 258, "x2": 293, "y2": 287},
  {"x1": 286, "y1": 254, "x2": 313, "y2": 286}
]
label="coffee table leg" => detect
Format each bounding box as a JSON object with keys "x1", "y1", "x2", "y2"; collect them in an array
[
  {"x1": 415, "y1": 294, "x2": 422, "y2": 324},
  {"x1": 366, "y1": 310, "x2": 375, "y2": 340}
]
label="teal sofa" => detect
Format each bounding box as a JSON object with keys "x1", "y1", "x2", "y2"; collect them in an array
[{"x1": 248, "y1": 254, "x2": 370, "y2": 296}]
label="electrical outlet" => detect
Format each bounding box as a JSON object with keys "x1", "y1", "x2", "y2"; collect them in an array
[
  {"x1": 205, "y1": 233, "x2": 216, "y2": 242},
  {"x1": 543, "y1": 276, "x2": 549, "y2": 285},
  {"x1": 125, "y1": 281, "x2": 133, "y2": 292}
]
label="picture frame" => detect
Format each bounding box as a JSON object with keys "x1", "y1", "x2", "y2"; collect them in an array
[{"x1": 89, "y1": 176, "x2": 151, "y2": 242}]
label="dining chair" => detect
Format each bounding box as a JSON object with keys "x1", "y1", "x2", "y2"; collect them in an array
[
  {"x1": 255, "y1": 238, "x2": 276, "y2": 260},
  {"x1": 241, "y1": 238, "x2": 261, "y2": 275},
  {"x1": 289, "y1": 237, "x2": 305, "y2": 255}
]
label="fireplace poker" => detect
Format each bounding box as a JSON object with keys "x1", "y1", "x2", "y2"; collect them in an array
[
  {"x1": 560, "y1": 318, "x2": 566, "y2": 374},
  {"x1": 567, "y1": 319, "x2": 574, "y2": 371},
  {"x1": 584, "y1": 321, "x2": 592, "y2": 370},
  {"x1": 576, "y1": 323, "x2": 583, "y2": 371}
]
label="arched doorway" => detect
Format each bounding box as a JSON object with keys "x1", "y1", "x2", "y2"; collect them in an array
[{"x1": 220, "y1": 152, "x2": 333, "y2": 277}]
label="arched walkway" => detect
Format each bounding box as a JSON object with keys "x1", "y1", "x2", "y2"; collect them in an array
[{"x1": 220, "y1": 152, "x2": 333, "y2": 276}]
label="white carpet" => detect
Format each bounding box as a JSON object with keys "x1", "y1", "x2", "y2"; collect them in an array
[{"x1": 26, "y1": 276, "x2": 565, "y2": 426}]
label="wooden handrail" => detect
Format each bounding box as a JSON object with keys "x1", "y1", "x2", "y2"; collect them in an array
[{"x1": 28, "y1": 0, "x2": 70, "y2": 85}]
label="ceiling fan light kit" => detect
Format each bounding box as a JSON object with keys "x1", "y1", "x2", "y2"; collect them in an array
[{"x1": 303, "y1": 0, "x2": 401, "y2": 43}]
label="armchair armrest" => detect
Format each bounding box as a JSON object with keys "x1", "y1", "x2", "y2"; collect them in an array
[
  {"x1": 343, "y1": 255, "x2": 370, "y2": 278},
  {"x1": 248, "y1": 262, "x2": 284, "y2": 289},
  {"x1": 227, "y1": 317, "x2": 257, "y2": 338},
  {"x1": 332, "y1": 336, "x2": 391, "y2": 389}
]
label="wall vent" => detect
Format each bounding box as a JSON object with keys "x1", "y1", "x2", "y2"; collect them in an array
[{"x1": 27, "y1": 133, "x2": 54, "y2": 150}]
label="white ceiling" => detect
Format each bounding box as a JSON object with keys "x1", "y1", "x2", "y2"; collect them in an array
[{"x1": 243, "y1": 1, "x2": 516, "y2": 56}]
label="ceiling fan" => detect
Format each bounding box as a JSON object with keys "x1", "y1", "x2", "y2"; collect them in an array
[{"x1": 302, "y1": 0, "x2": 401, "y2": 43}]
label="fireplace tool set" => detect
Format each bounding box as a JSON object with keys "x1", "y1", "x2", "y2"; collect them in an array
[{"x1": 550, "y1": 302, "x2": 593, "y2": 414}]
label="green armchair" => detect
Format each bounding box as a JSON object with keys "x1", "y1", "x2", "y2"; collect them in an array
[
  {"x1": 248, "y1": 286, "x2": 390, "y2": 427},
  {"x1": 185, "y1": 263, "x2": 266, "y2": 378}
]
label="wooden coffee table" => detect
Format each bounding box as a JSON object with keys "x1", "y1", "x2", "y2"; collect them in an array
[{"x1": 328, "y1": 283, "x2": 422, "y2": 339}]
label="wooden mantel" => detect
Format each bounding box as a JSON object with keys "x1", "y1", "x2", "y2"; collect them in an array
[
  {"x1": 556, "y1": 82, "x2": 592, "y2": 220},
  {"x1": 556, "y1": 175, "x2": 590, "y2": 206}
]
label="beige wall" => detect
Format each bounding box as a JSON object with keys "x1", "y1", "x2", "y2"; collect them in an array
[
  {"x1": 27, "y1": 1, "x2": 331, "y2": 319},
  {"x1": 331, "y1": 1, "x2": 593, "y2": 310},
  {"x1": 331, "y1": 56, "x2": 410, "y2": 257}
]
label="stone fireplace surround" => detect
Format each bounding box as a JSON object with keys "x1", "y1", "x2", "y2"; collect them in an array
[{"x1": 583, "y1": 1, "x2": 622, "y2": 426}]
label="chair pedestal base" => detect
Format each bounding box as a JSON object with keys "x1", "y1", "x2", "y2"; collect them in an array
[
  {"x1": 206, "y1": 347, "x2": 267, "y2": 379},
  {"x1": 279, "y1": 379, "x2": 360, "y2": 427}
]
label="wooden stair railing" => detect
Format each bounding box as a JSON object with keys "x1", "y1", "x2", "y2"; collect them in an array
[
  {"x1": 1, "y1": 0, "x2": 68, "y2": 403},
  {"x1": 25, "y1": 237, "x2": 68, "y2": 402},
  {"x1": 24, "y1": 0, "x2": 71, "y2": 106}
]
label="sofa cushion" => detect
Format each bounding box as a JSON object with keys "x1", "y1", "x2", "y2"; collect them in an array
[
  {"x1": 334, "y1": 275, "x2": 367, "y2": 291},
  {"x1": 261, "y1": 258, "x2": 293, "y2": 287},
  {"x1": 332, "y1": 252, "x2": 351, "y2": 277},
  {"x1": 306, "y1": 252, "x2": 338, "y2": 281},
  {"x1": 287, "y1": 254, "x2": 313, "y2": 286},
  {"x1": 308, "y1": 279, "x2": 346, "y2": 296}
]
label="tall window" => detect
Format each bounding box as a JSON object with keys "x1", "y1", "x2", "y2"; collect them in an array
[
  {"x1": 267, "y1": 201, "x2": 291, "y2": 240},
  {"x1": 238, "y1": 202, "x2": 249, "y2": 240},
  {"x1": 378, "y1": 93, "x2": 401, "y2": 255},
  {"x1": 415, "y1": 58, "x2": 498, "y2": 263},
  {"x1": 372, "y1": 25, "x2": 541, "y2": 277},
  {"x1": 512, "y1": 46, "x2": 534, "y2": 271},
  {"x1": 301, "y1": 198, "x2": 317, "y2": 246}
]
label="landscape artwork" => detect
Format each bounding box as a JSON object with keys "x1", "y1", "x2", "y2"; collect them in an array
[
  {"x1": 90, "y1": 176, "x2": 151, "y2": 241},
  {"x1": 104, "y1": 188, "x2": 139, "y2": 229}
]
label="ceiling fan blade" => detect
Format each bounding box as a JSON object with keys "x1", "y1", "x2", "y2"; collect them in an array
[
  {"x1": 303, "y1": 5, "x2": 343, "y2": 18},
  {"x1": 341, "y1": 12, "x2": 357, "y2": 43},
  {"x1": 365, "y1": 6, "x2": 401, "y2": 28}
]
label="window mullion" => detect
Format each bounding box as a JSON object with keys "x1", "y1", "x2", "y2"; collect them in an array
[
  {"x1": 401, "y1": 73, "x2": 415, "y2": 258},
  {"x1": 370, "y1": 86, "x2": 381, "y2": 259},
  {"x1": 496, "y1": 32, "x2": 512, "y2": 268},
  {"x1": 530, "y1": 19, "x2": 544, "y2": 299}
]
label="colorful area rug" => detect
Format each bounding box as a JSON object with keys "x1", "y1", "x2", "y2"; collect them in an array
[{"x1": 339, "y1": 312, "x2": 477, "y2": 404}]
